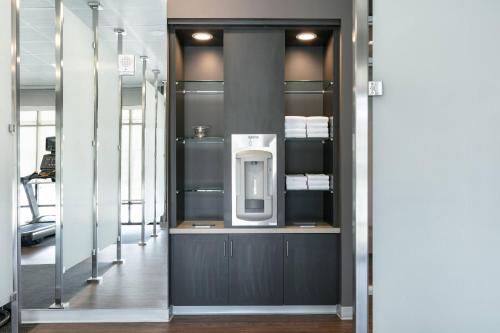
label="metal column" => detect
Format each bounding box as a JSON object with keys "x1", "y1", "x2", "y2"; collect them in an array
[
  {"x1": 113, "y1": 28, "x2": 125, "y2": 264},
  {"x1": 138, "y1": 55, "x2": 148, "y2": 246},
  {"x1": 11, "y1": 0, "x2": 20, "y2": 330},
  {"x1": 151, "y1": 69, "x2": 160, "y2": 238},
  {"x1": 162, "y1": 80, "x2": 168, "y2": 229},
  {"x1": 353, "y1": 0, "x2": 370, "y2": 332},
  {"x1": 87, "y1": 1, "x2": 102, "y2": 283},
  {"x1": 49, "y1": 0, "x2": 66, "y2": 309}
]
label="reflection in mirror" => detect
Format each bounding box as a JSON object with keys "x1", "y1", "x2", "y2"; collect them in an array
[
  {"x1": 18, "y1": 0, "x2": 57, "y2": 310},
  {"x1": 18, "y1": 0, "x2": 167, "y2": 311}
]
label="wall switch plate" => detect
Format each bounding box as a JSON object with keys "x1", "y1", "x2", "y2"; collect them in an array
[{"x1": 369, "y1": 81, "x2": 383, "y2": 96}]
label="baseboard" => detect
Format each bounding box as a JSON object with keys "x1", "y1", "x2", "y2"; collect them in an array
[
  {"x1": 173, "y1": 305, "x2": 337, "y2": 316},
  {"x1": 336, "y1": 305, "x2": 353, "y2": 320},
  {"x1": 21, "y1": 309, "x2": 171, "y2": 323}
]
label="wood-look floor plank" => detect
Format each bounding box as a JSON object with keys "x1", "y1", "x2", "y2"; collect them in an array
[{"x1": 25, "y1": 315, "x2": 354, "y2": 333}]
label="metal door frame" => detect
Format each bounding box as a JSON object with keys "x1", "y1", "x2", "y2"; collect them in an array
[{"x1": 353, "y1": 0, "x2": 370, "y2": 332}]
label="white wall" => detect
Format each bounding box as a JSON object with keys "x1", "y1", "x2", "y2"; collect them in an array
[
  {"x1": 62, "y1": 7, "x2": 94, "y2": 270},
  {"x1": 373, "y1": 1, "x2": 500, "y2": 332},
  {"x1": 0, "y1": 0, "x2": 14, "y2": 307},
  {"x1": 97, "y1": 31, "x2": 119, "y2": 250}
]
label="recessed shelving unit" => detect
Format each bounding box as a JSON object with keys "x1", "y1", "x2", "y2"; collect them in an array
[
  {"x1": 284, "y1": 29, "x2": 338, "y2": 227},
  {"x1": 170, "y1": 29, "x2": 225, "y2": 226}
]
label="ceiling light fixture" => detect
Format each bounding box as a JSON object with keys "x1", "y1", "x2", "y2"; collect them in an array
[
  {"x1": 296, "y1": 32, "x2": 317, "y2": 41},
  {"x1": 192, "y1": 32, "x2": 213, "y2": 41}
]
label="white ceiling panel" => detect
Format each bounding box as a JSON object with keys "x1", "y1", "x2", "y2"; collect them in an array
[{"x1": 20, "y1": 0, "x2": 166, "y2": 88}]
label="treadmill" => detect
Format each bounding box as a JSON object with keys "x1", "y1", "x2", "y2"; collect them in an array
[{"x1": 20, "y1": 137, "x2": 56, "y2": 246}]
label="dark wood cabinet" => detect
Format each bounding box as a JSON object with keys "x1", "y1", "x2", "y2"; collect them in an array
[
  {"x1": 171, "y1": 234, "x2": 228, "y2": 305},
  {"x1": 284, "y1": 234, "x2": 339, "y2": 305},
  {"x1": 171, "y1": 233, "x2": 338, "y2": 306},
  {"x1": 228, "y1": 234, "x2": 284, "y2": 305}
]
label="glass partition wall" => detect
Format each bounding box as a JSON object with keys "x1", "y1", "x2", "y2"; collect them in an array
[{"x1": 17, "y1": 0, "x2": 168, "y2": 323}]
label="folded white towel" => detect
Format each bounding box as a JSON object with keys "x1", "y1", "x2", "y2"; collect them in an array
[
  {"x1": 308, "y1": 180, "x2": 330, "y2": 186},
  {"x1": 306, "y1": 174, "x2": 329, "y2": 180},
  {"x1": 286, "y1": 185, "x2": 307, "y2": 191},
  {"x1": 286, "y1": 128, "x2": 306, "y2": 133},
  {"x1": 285, "y1": 123, "x2": 306, "y2": 131},
  {"x1": 307, "y1": 133, "x2": 329, "y2": 138},
  {"x1": 286, "y1": 128, "x2": 307, "y2": 138},
  {"x1": 287, "y1": 175, "x2": 308, "y2": 189},
  {"x1": 308, "y1": 185, "x2": 330, "y2": 190},
  {"x1": 306, "y1": 116, "x2": 329, "y2": 125},
  {"x1": 287, "y1": 180, "x2": 307, "y2": 185},
  {"x1": 285, "y1": 116, "x2": 307, "y2": 127},
  {"x1": 307, "y1": 116, "x2": 329, "y2": 121},
  {"x1": 287, "y1": 174, "x2": 307, "y2": 179},
  {"x1": 307, "y1": 126, "x2": 329, "y2": 131},
  {"x1": 307, "y1": 129, "x2": 329, "y2": 135},
  {"x1": 307, "y1": 124, "x2": 328, "y2": 131},
  {"x1": 286, "y1": 116, "x2": 307, "y2": 121}
]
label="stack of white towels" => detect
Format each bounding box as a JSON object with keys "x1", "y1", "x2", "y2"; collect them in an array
[
  {"x1": 285, "y1": 116, "x2": 330, "y2": 138},
  {"x1": 286, "y1": 174, "x2": 331, "y2": 191},
  {"x1": 306, "y1": 174, "x2": 330, "y2": 190},
  {"x1": 306, "y1": 116, "x2": 329, "y2": 138},
  {"x1": 286, "y1": 174, "x2": 308, "y2": 190},
  {"x1": 285, "y1": 116, "x2": 307, "y2": 138}
]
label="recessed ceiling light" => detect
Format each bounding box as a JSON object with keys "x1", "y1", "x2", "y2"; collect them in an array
[
  {"x1": 296, "y1": 32, "x2": 317, "y2": 41},
  {"x1": 192, "y1": 32, "x2": 213, "y2": 41}
]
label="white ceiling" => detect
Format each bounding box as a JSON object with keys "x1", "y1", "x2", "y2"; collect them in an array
[{"x1": 20, "y1": 0, "x2": 166, "y2": 88}]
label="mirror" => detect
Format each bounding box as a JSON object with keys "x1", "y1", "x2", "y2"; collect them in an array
[{"x1": 18, "y1": 0, "x2": 167, "y2": 312}]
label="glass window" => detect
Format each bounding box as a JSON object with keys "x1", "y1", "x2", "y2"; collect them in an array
[
  {"x1": 121, "y1": 108, "x2": 143, "y2": 223},
  {"x1": 19, "y1": 110, "x2": 56, "y2": 224}
]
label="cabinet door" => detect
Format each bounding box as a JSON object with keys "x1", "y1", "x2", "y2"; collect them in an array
[
  {"x1": 284, "y1": 234, "x2": 339, "y2": 305},
  {"x1": 172, "y1": 234, "x2": 228, "y2": 305},
  {"x1": 229, "y1": 234, "x2": 284, "y2": 305}
]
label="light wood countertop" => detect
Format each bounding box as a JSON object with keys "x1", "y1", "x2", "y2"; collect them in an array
[{"x1": 169, "y1": 220, "x2": 341, "y2": 234}]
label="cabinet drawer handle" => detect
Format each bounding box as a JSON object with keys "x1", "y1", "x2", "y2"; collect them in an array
[
  {"x1": 224, "y1": 240, "x2": 227, "y2": 257},
  {"x1": 286, "y1": 240, "x2": 289, "y2": 257},
  {"x1": 230, "y1": 240, "x2": 233, "y2": 257}
]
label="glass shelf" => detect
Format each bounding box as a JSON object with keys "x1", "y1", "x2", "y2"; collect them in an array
[
  {"x1": 178, "y1": 185, "x2": 224, "y2": 193},
  {"x1": 284, "y1": 80, "x2": 334, "y2": 94},
  {"x1": 285, "y1": 137, "x2": 332, "y2": 143},
  {"x1": 176, "y1": 80, "x2": 224, "y2": 94},
  {"x1": 177, "y1": 137, "x2": 224, "y2": 144}
]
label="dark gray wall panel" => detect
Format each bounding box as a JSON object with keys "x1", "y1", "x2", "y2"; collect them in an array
[
  {"x1": 223, "y1": 29, "x2": 285, "y2": 227},
  {"x1": 285, "y1": 94, "x2": 323, "y2": 117},
  {"x1": 168, "y1": 0, "x2": 349, "y2": 20},
  {"x1": 184, "y1": 47, "x2": 224, "y2": 80},
  {"x1": 184, "y1": 193, "x2": 224, "y2": 220},
  {"x1": 285, "y1": 141, "x2": 324, "y2": 174},
  {"x1": 285, "y1": 47, "x2": 323, "y2": 80},
  {"x1": 285, "y1": 192, "x2": 324, "y2": 223}
]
